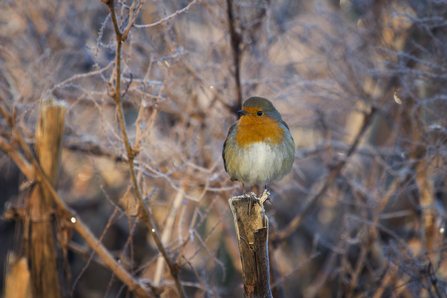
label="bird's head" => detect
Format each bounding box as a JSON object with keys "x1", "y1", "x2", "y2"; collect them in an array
[{"x1": 237, "y1": 97, "x2": 282, "y2": 121}]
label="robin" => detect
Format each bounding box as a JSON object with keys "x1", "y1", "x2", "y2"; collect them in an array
[{"x1": 222, "y1": 97, "x2": 295, "y2": 191}]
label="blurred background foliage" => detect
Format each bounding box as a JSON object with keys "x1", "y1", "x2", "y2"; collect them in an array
[{"x1": 2, "y1": 0, "x2": 447, "y2": 297}]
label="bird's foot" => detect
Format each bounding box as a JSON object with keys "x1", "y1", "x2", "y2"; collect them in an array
[
  {"x1": 246, "y1": 190, "x2": 271, "y2": 215},
  {"x1": 259, "y1": 189, "x2": 271, "y2": 205}
]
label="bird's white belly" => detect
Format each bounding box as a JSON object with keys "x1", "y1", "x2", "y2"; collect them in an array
[{"x1": 230, "y1": 141, "x2": 291, "y2": 186}]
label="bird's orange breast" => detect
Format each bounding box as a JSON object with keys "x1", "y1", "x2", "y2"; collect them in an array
[{"x1": 234, "y1": 113, "x2": 285, "y2": 147}]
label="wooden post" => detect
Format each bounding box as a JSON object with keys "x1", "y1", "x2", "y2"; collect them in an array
[
  {"x1": 4, "y1": 252, "x2": 32, "y2": 298},
  {"x1": 25, "y1": 97, "x2": 66, "y2": 298},
  {"x1": 229, "y1": 191, "x2": 273, "y2": 298}
]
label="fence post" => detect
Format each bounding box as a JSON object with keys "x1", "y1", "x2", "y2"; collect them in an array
[
  {"x1": 26, "y1": 97, "x2": 66, "y2": 298},
  {"x1": 229, "y1": 191, "x2": 273, "y2": 298}
]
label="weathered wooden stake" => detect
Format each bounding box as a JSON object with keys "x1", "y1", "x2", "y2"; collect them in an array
[
  {"x1": 4, "y1": 252, "x2": 32, "y2": 298},
  {"x1": 26, "y1": 97, "x2": 66, "y2": 298},
  {"x1": 229, "y1": 190, "x2": 273, "y2": 298}
]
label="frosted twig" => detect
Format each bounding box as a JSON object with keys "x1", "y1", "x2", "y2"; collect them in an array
[{"x1": 134, "y1": 0, "x2": 200, "y2": 28}]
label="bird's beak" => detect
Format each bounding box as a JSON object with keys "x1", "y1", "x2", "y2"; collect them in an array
[{"x1": 237, "y1": 110, "x2": 249, "y2": 116}]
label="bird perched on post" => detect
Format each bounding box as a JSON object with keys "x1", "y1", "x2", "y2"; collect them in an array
[{"x1": 222, "y1": 97, "x2": 295, "y2": 191}]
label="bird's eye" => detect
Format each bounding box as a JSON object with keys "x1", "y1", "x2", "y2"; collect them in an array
[{"x1": 257, "y1": 111, "x2": 263, "y2": 116}]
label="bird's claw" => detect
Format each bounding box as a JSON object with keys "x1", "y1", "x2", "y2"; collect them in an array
[{"x1": 247, "y1": 190, "x2": 271, "y2": 215}]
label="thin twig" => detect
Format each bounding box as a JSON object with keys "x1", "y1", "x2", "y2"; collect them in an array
[
  {"x1": 226, "y1": 0, "x2": 242, "y2": 109},
  {"x1": 135, "y1": 55, "x2": 153, "y2": 152},
  {"x1": 64, "y1": 136, "x2": 124, "y2": 162},
  {"x1": 49, "y1": 60, "x2": 114, "y2": 93},
  {"x1": 180, "y1": 61, "x2": 234, "y2": 113},
  {"x1": 0, "y1": 136, "x2": 34, "y2": 179},
  {"x1": 121, "y1": 0, "x2": 147, "y2": 40},
  {"x1": 101, "y1": 1, "x2": 186, "y2": 296},
  {"x1": 134, "y1": 0, "x2": 200, "y2": 28},
  {"x1": 153, "y1": 187, "x2": 185, "y2": 286}
]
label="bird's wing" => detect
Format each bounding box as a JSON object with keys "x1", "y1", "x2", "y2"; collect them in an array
[
  {"x1": 222, "y1": 122, "x2": 237, "y2": 173},
  {"x1": 280, "y1": 120, "x2": 291, "y2": 131}
]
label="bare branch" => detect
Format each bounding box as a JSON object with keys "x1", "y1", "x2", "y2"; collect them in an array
[
  {"x1": 0, "y1": 136, "x2": 34, "y2": 179},
  {"x1": 134, "y1": 0, "x2": 200, "y2": 28},
  {"x1": 101, "y1": 0, "x2": 186, "y2": 296}
]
